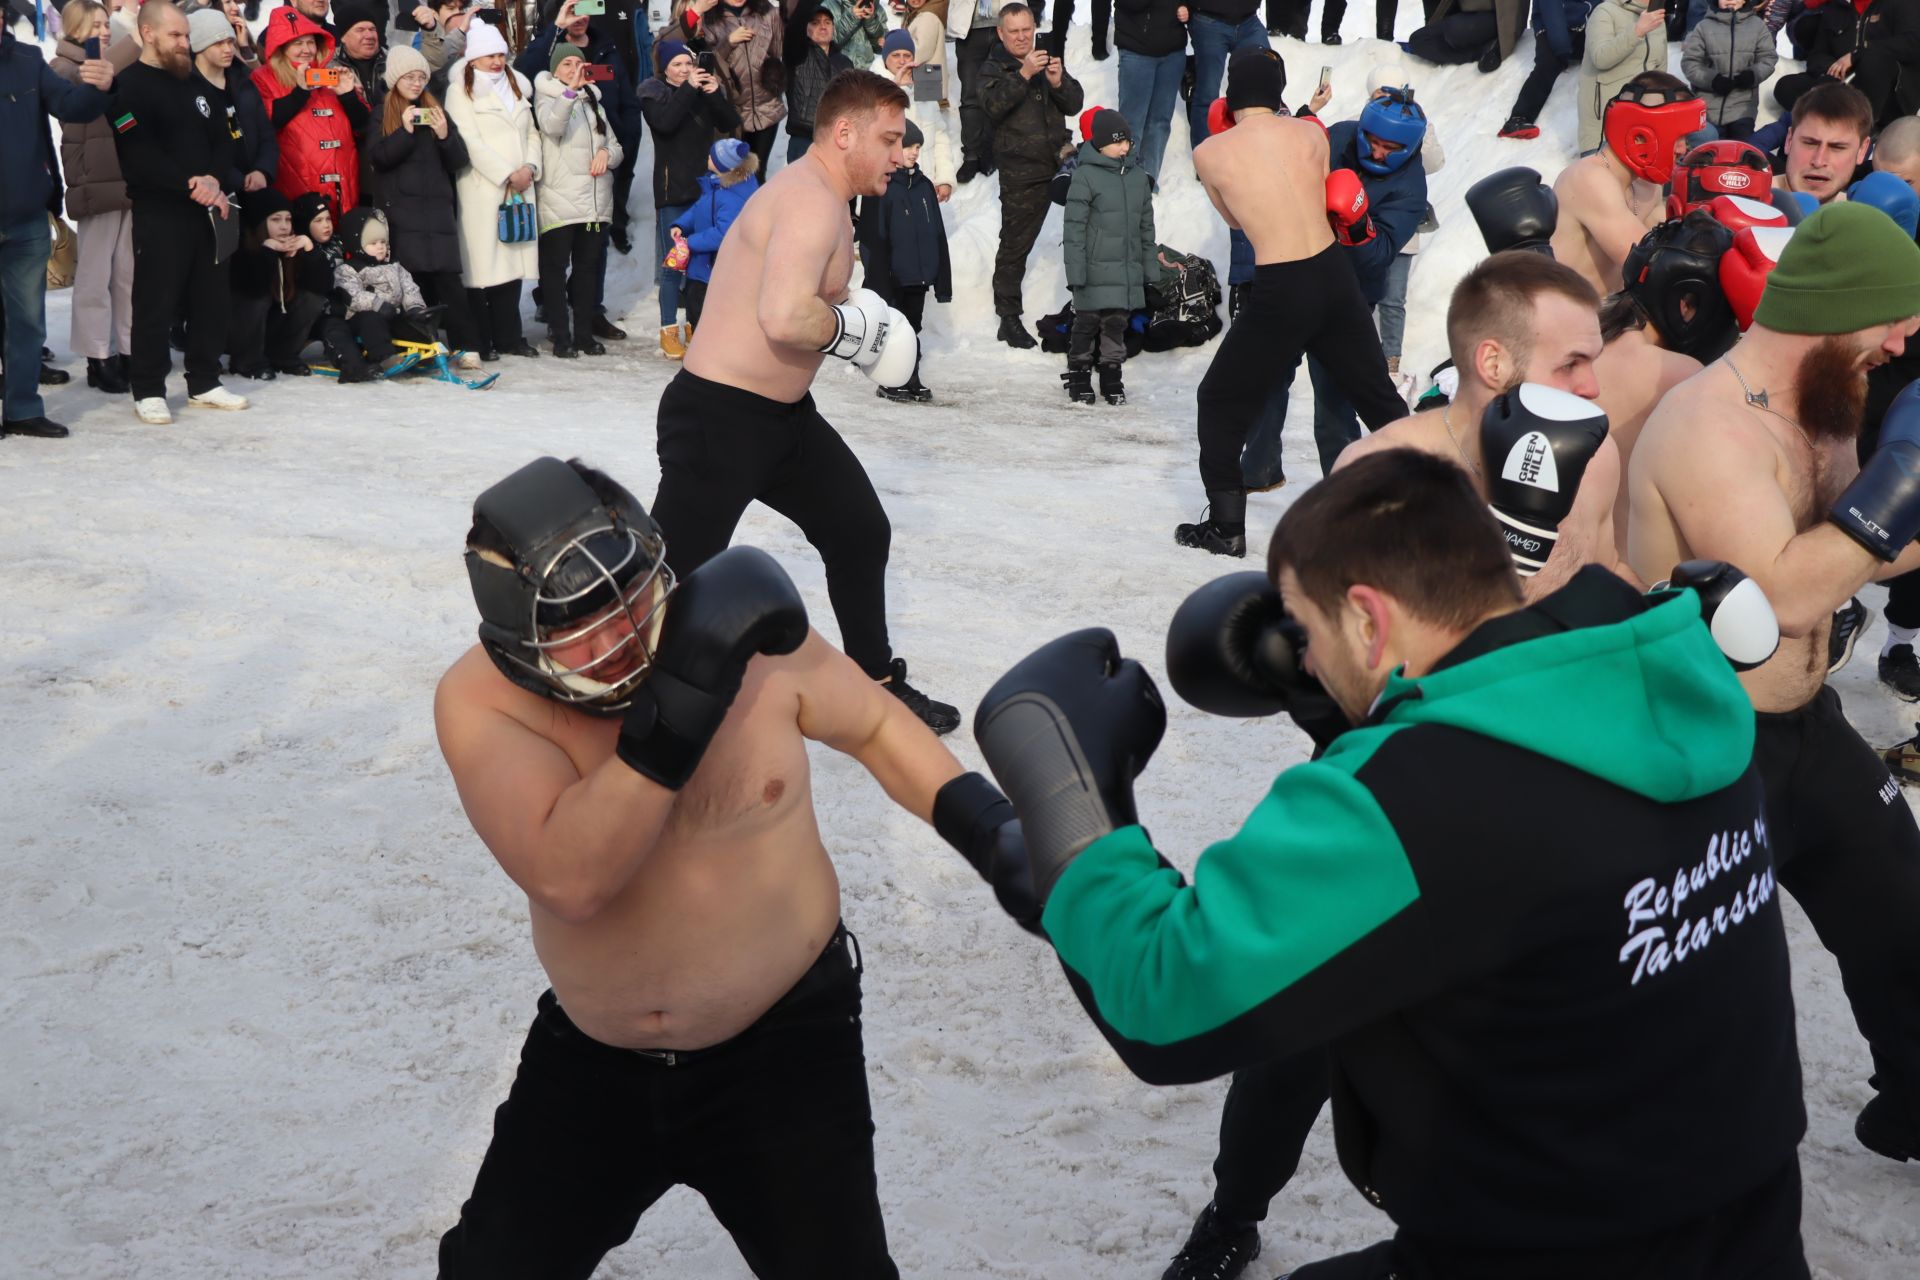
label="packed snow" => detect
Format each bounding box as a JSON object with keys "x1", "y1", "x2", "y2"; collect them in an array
[{"x1": 5, "y1": 4, "x2": 1918, "y2": 1276}]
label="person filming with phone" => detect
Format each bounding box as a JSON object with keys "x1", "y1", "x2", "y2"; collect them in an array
[{"x1": 252, "y1": 5, "x2": 367, "y2": 215}]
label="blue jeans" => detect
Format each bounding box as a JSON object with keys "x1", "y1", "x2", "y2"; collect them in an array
[
  {"x1": 1186, "y1": 14, "x2": 1270, "y2": 147},
  {"x1": 0, "y1": 213, "x2": 52, "y2": 422},
  {"x1": 655, "y1": 200, "x2": 692, "y2": 325},
  {"x1": 1376, "y1": 252, "x2": 1412, "y2": 360},
  {"x1": 1118, "y1": 47, "x2": 1185, "y2": 182}
]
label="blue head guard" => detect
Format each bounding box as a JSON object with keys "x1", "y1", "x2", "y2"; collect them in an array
[{"x1": 1356, "y1": 89, "x2": 1427, "y2": 175}]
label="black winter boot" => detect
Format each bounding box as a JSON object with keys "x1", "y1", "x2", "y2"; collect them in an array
[
  {"x1": 87, "y1": 357, "x2": 129, "y2": 394},
  {"x1": 1097, "y1": 362, "x2": 1125, "y2": 405},
  {"x1": 1062, "y1": 363, "x2": 1095, "y2": 404},
  {"x1": 1174, "y1": 489, "x2": 1248, "y2": 558},
  {"x1": 1160, "y1": 1202, "x2": 1261, "y2": 1280},
  {"x1": 998, "y1": 315, "x2": 1037, "y2": 349}
]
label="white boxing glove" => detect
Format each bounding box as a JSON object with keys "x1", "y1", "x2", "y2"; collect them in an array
[{"x1": 821, "y1": 287, "x2": 918, "y2": 389}]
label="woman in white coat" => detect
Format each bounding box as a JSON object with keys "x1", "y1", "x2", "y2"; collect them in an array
[
  {"x1": 444, "y1": 20, "x2": 543, "y2": 359},
  {"x1": 533, "y1": 44, "x2": 625, "y2": 358}
]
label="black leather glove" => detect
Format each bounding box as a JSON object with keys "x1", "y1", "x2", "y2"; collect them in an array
[{"x1": 1711, "y1": 73, "x2": 1734, "y2": 95}]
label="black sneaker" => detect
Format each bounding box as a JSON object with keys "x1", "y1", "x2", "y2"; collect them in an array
[
  {"x1": 3, "y1": 416, "x2": 71, "y2": 438},
  {"x1": 593, "y1": 315, "x2": 629, "y2": 341},
  {"x1": 1856, "y1": 1090, "x2": 1919, "y2": 1162},
  {"x1": 875, "y1": 384, "x2": 918, "y2": 403},
  {"x1": 1174, "y1": 519, "x2": 1247, "y2": 557},
  {"x1": 1830, "y1": 597, "x2": 1868, "y2": 674},
  {"x1": 1161, "y1": 1203, "x2": 1260, "y2": 1280},
  {"x1": 883, "y1": 658, "x2": 960, "y2": 735},
  {"x1": 1881, "y1": 644, "x2": 1920, "y2": 700},
  {"x1": 998, "y1": 315, "x2": 1037, "y2": 349},
  {"x1": 1498, "y1": 116, "x2": 1541, "y2": 139}
]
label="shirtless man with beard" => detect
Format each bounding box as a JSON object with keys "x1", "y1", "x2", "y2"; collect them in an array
[
  {"x1": 1629, "y1": 201, "x2": 1920, "y2": 1163},
  {"x1": 434, "y1": 455, "x2": 970, "y2": 1276},
  {"x1": 1336, "y1": 251, "x2": 1635, "y2": 595},
  {"x1": 1551, "y1": 71, "x2": 1704, "y2": 296}
]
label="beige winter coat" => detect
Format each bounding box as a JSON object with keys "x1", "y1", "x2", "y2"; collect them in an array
[
  {"x1": 445, "y1": 61, "x2": 542, "y2": 288},
  {"x1": 1580, "y1": 0, "x2": 1668, "y2": 153}
]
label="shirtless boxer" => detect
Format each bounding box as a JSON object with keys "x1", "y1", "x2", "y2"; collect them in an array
[
  {"x1": 1629, "y1": 201, "x2": 1920, "y2": 1162},
  {"x1": 1551, "y1": 71, "x2": 1704, "y2": 296},
  {"x1": 648, "y1": 69, "x2": 959, "y2": 734},
  {"x1": 433, "y1": 456, "x2": 968, "y2": 1276},
  {"x1": 1337, "y1": 251, "x2": 1635, "y2": 595},
  {"x1": 1177, "y1": 48, "x2": 1406, "y2": 558},
  {"x1": 1774, "y1": 81, "x2": 1872, "y2": 207}
]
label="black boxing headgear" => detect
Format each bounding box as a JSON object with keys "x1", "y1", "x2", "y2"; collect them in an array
[
  {"x1": 465, "y1": 456, "x2": 675, "y2": 715},
  {"x1": 1225, "y1": 48, "x2": 1285, "y2": 114},
  {"x1": 1622, "y1": 210, "x2": 1739, "y2": 362}
]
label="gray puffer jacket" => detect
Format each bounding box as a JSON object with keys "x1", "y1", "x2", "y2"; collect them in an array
[
  {"x1": 1681, "y1": 7, "x2": 1778, "y2": 128},
  {"x1": 334, "y1": 256, "x2": 428, "y2": 316}
]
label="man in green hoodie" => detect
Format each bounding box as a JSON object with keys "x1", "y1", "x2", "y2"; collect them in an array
[{"x1": 944, "y1": 447, "x2": 1808, "y2": 1278}]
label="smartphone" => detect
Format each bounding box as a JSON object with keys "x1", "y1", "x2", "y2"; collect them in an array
[
  {"x1": 696, "y1": 50, "x2": 719, "y2": 75},
  {"x1": 1317, "y1": 64, "x2": 1331, "y2": 92},
  {"x1": 82, "y1": 35, "x2": 100, "y2": 58},
  {"x1": 574, "y1": 0, "x2": 606, "y2": 14},
  {"x1": 912, "y1": 61, "x2": 941, "y2": 102},
  {"x1": 409, "y1": 106, "x2": 432, "y2": 123},
  {"x1": 583, "y1": 62, "x2": 615, "y2": 81},
  {"x1": 304, "y1": 66, "x2": 342, "y2": 87}
]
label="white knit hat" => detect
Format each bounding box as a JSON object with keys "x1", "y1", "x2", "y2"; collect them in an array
[
  {"x1": 1366, "y1": 61, "x2": 1411, "y2": 96},
  {"x1": 386, "y1": 42, "x2": 430, "y2": 83},
  {"x1": 464, "y1": 19, "x2": 509, "y2": 60}
]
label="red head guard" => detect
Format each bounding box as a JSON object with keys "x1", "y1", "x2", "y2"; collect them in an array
[
  {"x1": 1667, "y1": 140, "x2": 1774, "y2": 218},
  {"x1": 1604, "y1": 85, "x2": 1707, "y2": 186}
]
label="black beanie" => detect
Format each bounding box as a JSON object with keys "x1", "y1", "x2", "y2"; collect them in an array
[
  {"x1": 903, "y1": 118, "x2": 924, "y2": 149},
  {"x1": 1225, "y1": 48, "x2": 1285, "y2": 113},
  {"x1": 1090, "y1": 108, "x2": 1130, "y2": 149},
  {"x1": 334, "y1": 0, "x2": 386, "y2": 43},
  {"x1": 242, "y1": 188, "x2": 292, "y2": 232},
  {"x1": 290, "y1": 192, "x2": 333, "y2": 236}
]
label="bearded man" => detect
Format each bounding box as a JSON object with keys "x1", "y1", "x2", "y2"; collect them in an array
[{"x1": 1628, "y1": 200, "x2": 1920, "y2": 1164}]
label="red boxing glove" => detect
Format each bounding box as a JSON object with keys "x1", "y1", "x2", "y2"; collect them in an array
[
  {"x1": 1706, "y1": 193, "x2": 1788, "y2": 236},
  {"x1": 1326, "y1": 168, "x2": 1374, "y2": 246},
  {"x1": 1207, "y1": 96, "x2": 1233, "y2": 135},
  {"x1": 1719, "y1": 225, "x2": 1793, "y2": 331}
]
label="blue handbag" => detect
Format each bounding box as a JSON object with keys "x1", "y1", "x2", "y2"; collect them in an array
[{"x1": 497, "y1": 188, "x2": 536, "y2": 244}]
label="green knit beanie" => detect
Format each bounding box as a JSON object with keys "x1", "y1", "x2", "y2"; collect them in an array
[
  {"x1": 551, "y1": 41, "x2": 587, "y2": 76},
  {"x1": 1753, "y1": 201, "x2": 1920, "y2": 335}
]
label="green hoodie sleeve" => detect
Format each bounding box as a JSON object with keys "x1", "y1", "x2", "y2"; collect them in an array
[{"x1": 1041, "y1": 742, "x2": 1430, "y2": 1083}]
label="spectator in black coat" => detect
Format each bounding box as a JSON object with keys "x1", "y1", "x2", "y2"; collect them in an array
[
  {"x1": 638, "y1": 39, "x2": 740, "y2": 356},
  {"x1": 188, "y1": 7, "x2": 278, "y2": 194},
  {"x1": 856, "y1": 117, "x2": 952, "y2": 402},
  {"x1": 368, "y1": 42, "x2": 484, "y2": 366},
  {"x1": 227, "y1": 188, "x2": 330, "y2": 378},
  {"x1": 1776, "y1": 0, "x2": 1920, "y2": 128},
  {"x1": 783, "y1": 4, "x2": 853, "y2": 164}
]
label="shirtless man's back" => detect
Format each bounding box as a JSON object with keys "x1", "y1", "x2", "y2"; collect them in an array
[
  {"x1": 434, "y1": 456, "x2": 966, "y2": 1277},
  {"x1": 1176, "y1": 48, "x2": 1405, "y2": 558},
  {"x1": 1594, "y1": 325, "x2": 1699, "y2": 558},
  {"x1": 1628, "y1": 201, "x2": 1920, "y2": 1163},
  {"x1": 1551, "y1": 71, "x2": 1702, "y2": 295},
  {"x1": 649, "y1": 68, "x2": 958, "y2": 734}
]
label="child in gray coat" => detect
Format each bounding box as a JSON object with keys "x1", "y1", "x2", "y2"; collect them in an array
[
  {"x1": 326, "y1": 207, "x2": 435, "y2": 381},
  {"x1": 1682, "y1": 0, "x2": 1777, "y2": 141}
]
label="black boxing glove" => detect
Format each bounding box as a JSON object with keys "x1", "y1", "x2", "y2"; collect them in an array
[
  {"x1": 1831, "y1": 379, "x2": 1920, "y2": 561},
  {"x1": 973, "y1": 629, "x2": 1166, "y2": 907},
  {"x1": 932, "y1": 772, "x2": 1043, "y2": 933},
  {"x1": 1165, "y1": 571, "x2": 1313, "y2": 717},
  {"x1": 1656, "y1": 560, "x2": 1780, "y2": 671},
  {"x1": 1466, "y1": 166, "x2": 1558, "y2": 256},
  {"x1": 616, "y1": 545, "x2": 809, "y2": 789},
  {"x1": 1479, "y1": 383, "x2": 1610, "y2": 576}
]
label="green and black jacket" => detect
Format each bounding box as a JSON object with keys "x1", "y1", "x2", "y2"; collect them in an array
[{"x1": 1043, "y1": 569, "x2": 1805, "y2": 1258}]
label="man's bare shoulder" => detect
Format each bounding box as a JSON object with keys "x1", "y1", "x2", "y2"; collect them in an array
[
  {"x1": 1337, "y1": 409, "x2": 1456, "y2": 468},
  {"x1": 1553, "y1": 155, "x2": 1610, "y2": 206},
  {"x1": 1638, "y1": 364, "x2": 1771, "y2": 465},
  {"x1": 1655, "y1": 347, "x2": 1703, "y2": 393},
  {"x1": 761, "y1": 157, "x2": 842, "y2": 208}
]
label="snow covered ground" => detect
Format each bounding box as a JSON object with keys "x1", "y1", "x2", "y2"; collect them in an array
[{"x1": 5, "y1": 5, "x2": 1919, "y2": 1276}]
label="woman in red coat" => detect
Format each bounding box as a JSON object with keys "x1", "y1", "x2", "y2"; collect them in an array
[{"x1": 251, "y1": 6, "x2": 368, "y2": 215}]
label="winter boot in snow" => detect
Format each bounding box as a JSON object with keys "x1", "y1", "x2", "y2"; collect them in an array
[
  {"x1": 1062, "y1": 362, "x2": 1095, "y2": 405},
  {"x1": 1160, "y1": 1202, "x2": 1260, "y2": 1280},
  {"x1": 1856, "y1": 1087, "x2": 1920, "y2": 1162},
  {"x1": 1097, "y1": 362, "x2": 1125, "y2": 405},
  {"x1": 1174, "y1": 489, "x2": 1248, "y2": 558},
  {"x1": 660, "y1": 325, "x2": 686, "y2": 360},
  {"x1": 998, "y1": 315, "x2": 1038, "y2": 349}
]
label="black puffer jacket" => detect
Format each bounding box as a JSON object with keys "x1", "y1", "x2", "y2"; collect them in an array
[
  {"x1": 638, "y1": 75, "x2": 743, "y2": 208},
  {"x1": 1793, "y1": 0, "x2": 1920, "y2": 103},
  {"x1": 977, "y1": 41, "x2": 1084, "y2": 175},
  {"x1": 366, "y1": 112, "x2": 469, "y2": 276},
  {"x1": 1116, "y1": 0, "x2": 1186, "y2": 57}
]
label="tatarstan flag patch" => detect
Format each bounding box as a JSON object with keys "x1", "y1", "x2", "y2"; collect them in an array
[{"x1": 113, "y1": 112, "x2": 135, "y2": 132}]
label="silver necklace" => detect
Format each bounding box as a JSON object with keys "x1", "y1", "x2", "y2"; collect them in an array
[
  {"x1": 1443, "y1": 402, "x2": 1480, "y2": 475},
  {"x1": 1722, "y1": 355, "x2": 1814, "y2": 450}
]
